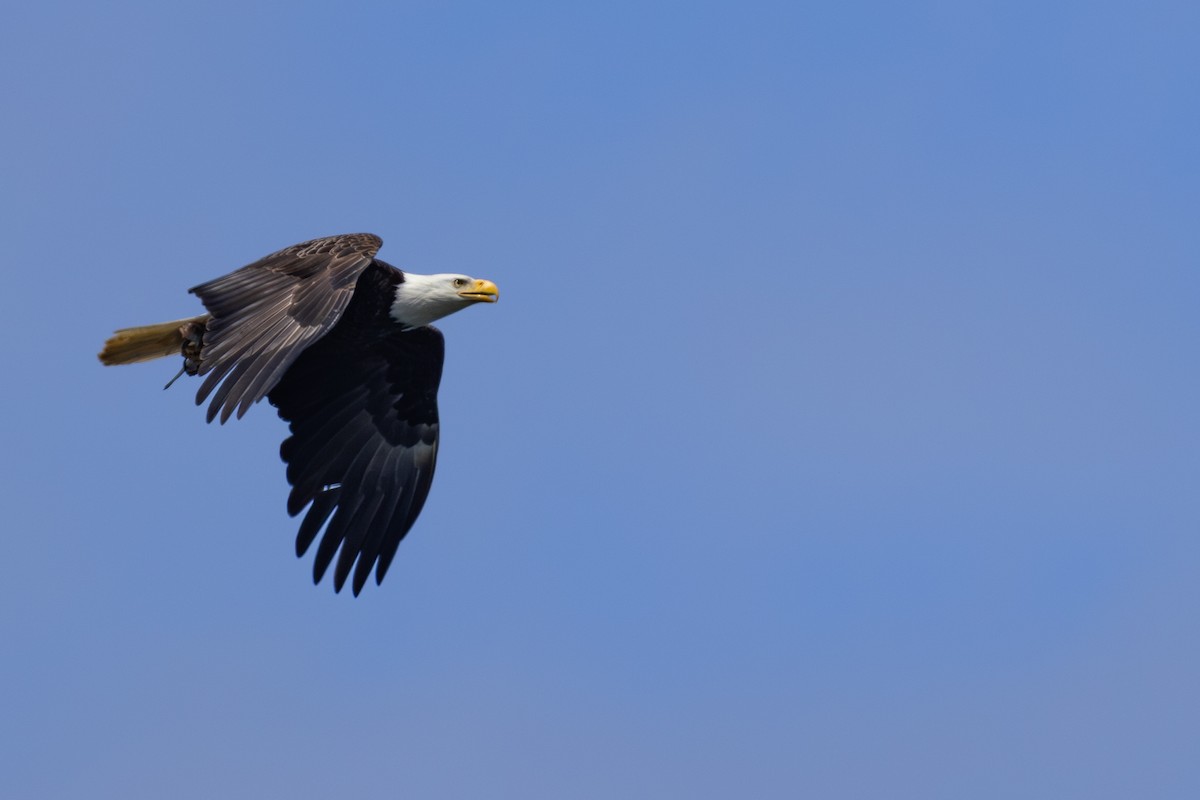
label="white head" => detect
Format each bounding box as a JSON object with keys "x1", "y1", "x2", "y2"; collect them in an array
[{"x1": 390, "y1": 272, "x2": 500, "y2": 329}]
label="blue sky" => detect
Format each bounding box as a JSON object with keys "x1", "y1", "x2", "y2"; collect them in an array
[{"x1": 3, "y1": 1, "x2": 1198, "y2": 797}]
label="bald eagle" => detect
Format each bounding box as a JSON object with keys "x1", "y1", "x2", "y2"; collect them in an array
[{"x1": 99, "y1": 233, "x2": 498, "y2": 595}]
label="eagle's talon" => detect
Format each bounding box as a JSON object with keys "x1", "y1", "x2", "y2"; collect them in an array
[{"x1": 179, "y1": 319, "x2": 205, "y2": 375}]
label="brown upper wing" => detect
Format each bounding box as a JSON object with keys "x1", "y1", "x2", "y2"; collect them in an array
[{"x1": 188, "y1": 233, "x2": 383, "y2": 423}]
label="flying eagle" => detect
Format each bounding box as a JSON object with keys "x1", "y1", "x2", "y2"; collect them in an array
[{"x1": 98, "y1": 233, "x2": 499, "y2": 595}]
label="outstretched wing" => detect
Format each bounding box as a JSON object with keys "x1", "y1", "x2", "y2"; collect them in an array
[
  {"x1": 189, "y1": 233, "x2": 383, "y2": 423},
  {"x1": 267, "y1": 325, "x2": 445, "y2": 595}
]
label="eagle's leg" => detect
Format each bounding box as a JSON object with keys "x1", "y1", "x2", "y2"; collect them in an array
[
  {"x1": 164, "y1": 319, "x2": 207, "y2": 390},
  {"x1": 179, "y1": 318, "x2": 205, "y2": 376}
]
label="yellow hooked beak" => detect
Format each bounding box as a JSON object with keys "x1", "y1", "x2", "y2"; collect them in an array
[{"x1": 458, "y1": 278, "x2": 499, "y2": 303}]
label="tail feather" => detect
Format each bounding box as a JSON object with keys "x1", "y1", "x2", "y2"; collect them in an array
[{"x1": 98, "y1": 315, "x2": 209, "y2": 366}]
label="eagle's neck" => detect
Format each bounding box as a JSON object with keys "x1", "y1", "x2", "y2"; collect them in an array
[{"x1": 390, "y1": 273, "x2": 461, "y2": 329}]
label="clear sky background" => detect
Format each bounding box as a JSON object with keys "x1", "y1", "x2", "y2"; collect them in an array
[{"x1": 3, "y1": 1, "x2": 1198, "y2": 797}]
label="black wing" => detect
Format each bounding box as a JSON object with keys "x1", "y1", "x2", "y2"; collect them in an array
[
  {"x1": 268, "y1": 325, "x2": 445, "y2": 595},
  {"x1": 189, "y1": 233, "x2": 383, "y2": 423}
]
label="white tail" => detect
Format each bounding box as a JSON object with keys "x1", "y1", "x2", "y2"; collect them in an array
[{"x1": 98, "y1": 315, "x2": 209, "y2": 366}]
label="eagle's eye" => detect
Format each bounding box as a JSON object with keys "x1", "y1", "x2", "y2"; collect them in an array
[{"x1": 452, "y1": 278, "x2": 467, "y2": 288}]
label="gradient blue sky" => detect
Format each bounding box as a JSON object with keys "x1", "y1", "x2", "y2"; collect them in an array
[{"x1": 3, "y1": 1, "x2": 1198, "y2": 797}]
